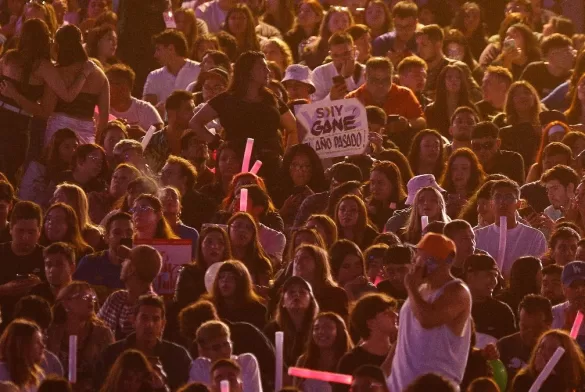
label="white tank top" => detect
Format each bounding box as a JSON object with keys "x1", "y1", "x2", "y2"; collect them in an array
[{"x1": 387, "y1": 279, "x2": 471, "y2": 391}]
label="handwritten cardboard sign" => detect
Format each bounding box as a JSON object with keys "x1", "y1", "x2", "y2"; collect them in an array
[{"x1": 295, "y1": 98, "x2": 368, "y2": 159}]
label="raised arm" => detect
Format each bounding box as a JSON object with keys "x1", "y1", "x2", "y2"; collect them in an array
[
  {"x1": 38, "y1": 59, "x2": 95, "y2": 102},
  {"x1": 188, "y1": 103, "x2": 220, "y2": 143}
]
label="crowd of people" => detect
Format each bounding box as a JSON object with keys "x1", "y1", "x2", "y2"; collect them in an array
[{"x1": 0, "y1": 0, "x2": 584, "y2": 391}]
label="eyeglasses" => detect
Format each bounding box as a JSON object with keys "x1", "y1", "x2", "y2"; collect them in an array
[
  {"x1": 471, "y1": 141, "x2": 495, "y2": 151},
  {"x1": 492, "y1": 194, "x2": 517, "y2": 204},
  {"x1": 130, "y1": 205, "x2": 155, "y2": 214},
  {"x1": 69, "y1": 293, "x2": 97, "y2": 303}
]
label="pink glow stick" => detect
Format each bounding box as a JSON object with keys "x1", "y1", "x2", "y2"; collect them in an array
[
  {"x1": 288, "y1": 367, "x2": 353, "y2": 385},
  {"x1": 220, "y1": 380, "x2": 229, "y2": 392},
  {"x1": 250, "y1": 160, "x2": 262, "y2": 174},
  {"x1": 570, "y1": 311, "x2": 584, "y2": 339},
  {"x1": 421, "y1": 216, "x2": 429, "y2": 230},
  {"x1": 239, "y1": 188, "x2": 248, "y2": 212},
  {"x1": 497, "y1": 216, "x2": 507, "y2": 271},
  {"x1": 241, "y1": 138, "x2": 254, "y2": 172}
]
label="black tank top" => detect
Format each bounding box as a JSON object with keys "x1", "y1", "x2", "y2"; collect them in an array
[
  {"x1": 54, "y1": 92, "x2": 99, "y2": 119},
  {"x1": 0, "y1": 75, "x2": 44, "y2": 109}
]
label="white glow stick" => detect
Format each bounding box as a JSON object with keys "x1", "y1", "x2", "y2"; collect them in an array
[
  {"x1": 220, "y1": 380, "x2": 229, "y2": 392},
  {"x1": 275, "y1": 331, "x2": 284, "y2": 391},
  {"x1": 239, "y1": 188, "x2": 248, "y2": 212},
  {"x1": 528, "y1": 347, "x2": 565, "y2": 392},
  {"x1": 249, "y1": 160, "x2": 262, "y2": 175},
  {"x1": 497, "y1": 216, "x2": 507, "y2": 270},
  {"x1": 68, "y1": 335, "x2": 78, "y2": 383},
  {"x1": 141, "y1": 125, "x2": 157, "y2": 149},
  {"x1": 421, "y1": 216, "x2": 429, "y2": 230},
  {"x1": 241, "y1": 138, "x2": 254, "y2": 172}
]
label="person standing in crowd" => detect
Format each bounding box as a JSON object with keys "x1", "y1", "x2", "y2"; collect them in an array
[
  {"x1": 444, "y1": 107, "x2": 479, "y2": 156},
  {"x1": 189, "y1": 320, "x2": 262, "y2": 392},
  {"x1": 143, "y1": 30, "x2": 200, "y2": 115},
  {"x1": 552, "y1": 261, "x2": 585, "y2": 350},
  {"x1": 346, "y1": 56, "x2": 426, "y2": 130},
  {"x1": 372, "y1": 1, "x2": 419, "y2": 65},
  {"x1": 443, "y1": 220, "x2": 477, "y2": 278},
  {"x1": 96, "y1": 294, "x2": 192, "y2": 391},
  {"x1": 336, "y1": 293, "x2": 397, "y2": 392},
  {"x1": 312, "y1": 32, "x2": 365, "y2": 102},
  {"x1": 388, "y1": 233, "x2": 472, "y2": 391},
  {"x1": 497, "y1": 294, "x2": 552, "y2": 381},
  {"x1": 474, "y1": 179, "x2": 547, "y2": 278},
  {"x1": 74, "y1": 212, "x2": 132, "y2": 303},
  {"x1": 541, "y1": 264, "x2": 565, "y2": 305},
  {"x1": 463, "y1": 255, "x2": 516, "y2": 340},
  {"x1": 30, "y1": 243, "x2": 75, "y2": 304},
  {"x1": 98, "y1": 245, "x2": 161, "y2": 339},
  {"x1": 471, "y1": 122, "x2": 526, "y2": 184},
  {"x1": 396, "y1": 56, "x2": 431, "y2": 111},
  {"x1": 0, "y1": 201, "x2": 45, "y2": 329},
  {"x1": 107, "y1": 64, "x2": 163, "y2": 131},
  {"x1": 281, "y1": 64, "x2": 315, "y2": 102},
  {"x1": 477, "y1": 66, "x2": 513, "y2": 121},
  {"x1": 376, "y1": 245, "x2": 412, "y2": 304}
]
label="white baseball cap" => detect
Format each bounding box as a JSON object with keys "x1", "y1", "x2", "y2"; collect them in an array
[
  {"x1": 282, "y1": 64, "x2": 316, "y2": 93},
  {"x1": 405, "y1": 174, "x2": 446, "y2": 205}
]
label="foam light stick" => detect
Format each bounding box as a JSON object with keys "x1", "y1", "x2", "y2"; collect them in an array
[
  {"x1": 249, "y1": 160, "x2": 262, "y2": 175},
  {"x1": 275, "y1": 331, "x2": 284, "y2": 391},
  {"x1": 220, "y1": 380, "x2": 229, "y2": 392},
  {"x1": 497, "y1": 216, "x2": 507, "y2": 270},
  {"x1": 239, "y1": 188, "x2": 248, "y2": 212},
  {"x1": 421, "y1": 216, "x2": 429, "y2": 230},
  {"x1": 141, "y1": 125, "x2": 157, "y2": 149},
  {"x1": 68, "y1": 335, "x2": 78, "y2": 383},
  {"x1": 241, "y1": 138, "x2": 254, "y2": 172},
  {"x1": 528, "y1": 347, "x2": 565, "y2": 392},
  {"x1": 570, "y1": 311, "x2": 584, "y2": 339},
  {"x1": 288, "y1": 367, "x2": 353, "y2": 385}
]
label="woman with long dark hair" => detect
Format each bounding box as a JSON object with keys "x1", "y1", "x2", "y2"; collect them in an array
[
  {"x1": 294, "y1": 312, "x2": 353, "y2": 392},
  {"x1": 0, "y1": 320, "x2": 45, "y2": 390},
  {"x1": 450, "y1": 2, "x2": 488, "y2": 60},
  {"x1": 223, "y1": 4, "x2": 261, "y2": 58},
  {"x1": 305, "y1": 215, "x2": 338, "y2": 250},
  {"x1": 424, "y1": 64, "x2": 478, "y2": 138},
  {"x1": 19, "y1": 128, "x2": 79, "y2": 209},
  {"x1": 200, "y1": 142, "x2": 243, "y2": 206},
  {"x1": 492, "y1": 23, "x2": 542, "y2": 80},
  {"x1": 0, "y1": 19, "x2": 95, "y2": 183},
  {"x1": 510, "y1": 330, "x2": 585, "y2": 392},
  {"x1": 443, "y1": 29, "x2": 483, "y2": 83},
  {"x1": 174, "y1": 226, "x2": 232, "y2": 310},
  {"x1": 283, "y1": 0, "x2": 324, "y2": 63},
  {"x1": 264, "y1": 0, "x2": 295, "y2": 33},
  {"x1": 264, "y1": 276, "x2": 319, "y2": 368},
  {"x1": 41, "y1": 203, "x2": 93, "y2": 261},
  {"x1": 364, "y1": 0, "x2": 392, "y2": 40},
  {"x1": 498, "y1": 81, "x2": 544, "y2": 166},
  {"x1": 207, "y1": 260, "x2": 267, "y2": 330},
  {"x1": 86, "y1": 24, "x2": 118, "y2": 67},
  {"x1": 227, "y1": 212, "x2": 273, "y2": 287},
  {"x1": 47, "y1": 282, "x2": 113, "y2": 392},
  {"x1": 99, "y1": 349, "x2": 166, "y2": 392},
  {"x1": 334, "y1": 194, "x2": 379, "y2": 251},
  {"x1": 408, "y1": 129, "x2": 446, "y2": 179},
  {"x1": 56, "y1": 143, "x2": 108, "y2": 194},
  {"x1": 367, "y1": 161, "x2": 407, "y2": 232},
  {"x1": 131, "y1": 194, "x2": 179, "y2": 241},
  {"x1": 291, "y1": 244, "x2": 349, "y2": 319},
  {"x1": 441, "y1": 148, "x2": 486, "y2": 218},
  {"x1": 190, "y1": 51, "x2": 298, "y2": 155},
  {"x1": 43, "y1": 24, "x2": 109, "y2": 145},
  {"x1": 329, "y1": 240, "x2": 377, "y2": 301}
]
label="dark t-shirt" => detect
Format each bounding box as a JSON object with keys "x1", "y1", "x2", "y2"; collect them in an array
[
  {"x1": 472, "y1": 297, "x2": 517, "y2": 340},
  {"x1": 485, "y1": 150, "x2": 526, "y2": 185},
  {"x1": 0, "y1": 242, "x2": 45, "y2": 325},
  {"x1": 520, "y1": 61, "x2": 570, "y2": 98},
  {"x1": 499, "y1": 123, "x2": 540, "y2": 171},
  {"x1": 520, "y1": 181, "x2": 549, "y2": 214},
  {"x1": 476, "y1": 100, "x2": 502, "y2": 121},
  {"x1": 335, "y1": 346, "x2": 387, "y2": 392},
  {"x1": 497, "y1": 332, "x2": 532, "y2": 382},
  {"x1": 208, "y1": 92, "x2": 288, "y2": 153}
]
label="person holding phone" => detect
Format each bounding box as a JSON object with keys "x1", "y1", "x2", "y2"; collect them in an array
[
  {"x1": 388, "y1": 233, "x2": 472, "y2": 391},
  {"x1": 0, "y1": 201, "x2": 45, "y2": 329}
]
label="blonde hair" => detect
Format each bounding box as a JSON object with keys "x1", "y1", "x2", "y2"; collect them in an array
[
  {"x1": 404, "y1": 187, "x2": 451, "y2": 243},
  {"x1": 262, "y1": 37, "x2": 293, "y2": 71}
]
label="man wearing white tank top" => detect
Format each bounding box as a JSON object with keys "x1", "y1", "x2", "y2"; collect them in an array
[{"x1": 387, "y1": 233, "x2": 472, "y2": 391}]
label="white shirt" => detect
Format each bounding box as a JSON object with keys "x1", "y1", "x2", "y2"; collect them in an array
[
  {"x1": 259, "y1": 223, "x2": 286, "y2": 266},
  {"x1": 474, "y1": 222, "x2": 547, "y2": 279},
  {"x1": 193, "y1": 0, "x2": 228, "y2": 33},
  {"x1": 110, "y1": 97, "x2": 163, "y2": 131},
  {"x1": 311, "y1": 61, "x2": 365, "y2": 101},
  {"x1": 189, "y1": 353, "x2": 262, "y2": 392},
  {"x1": 143, "y1": 59, "x2": 201, "y2": 104},
  {"x1": 388, "y1": 279, "x2": 471, "y2": 391}
]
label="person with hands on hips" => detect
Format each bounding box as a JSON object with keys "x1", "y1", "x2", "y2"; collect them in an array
[{"x1": 388, "y1": 233, "x2": 472, "y2": 391}]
